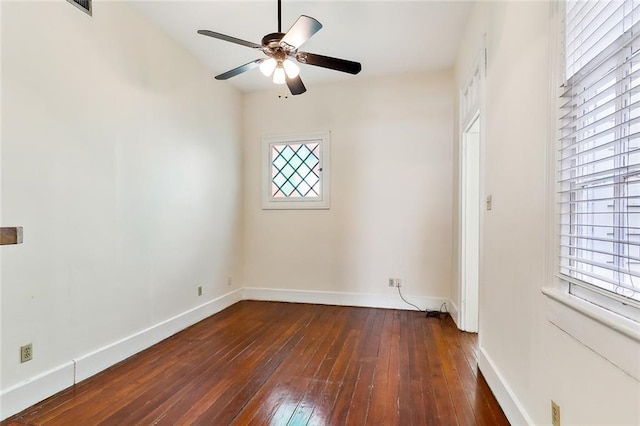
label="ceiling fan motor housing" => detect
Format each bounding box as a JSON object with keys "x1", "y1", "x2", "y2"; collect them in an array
[
  {"x1": 261, "y1": 32, "x2": 284, "y2": 48},
  {"x1": 262, "y1": 32, "x2": 292, "y2": 61}
]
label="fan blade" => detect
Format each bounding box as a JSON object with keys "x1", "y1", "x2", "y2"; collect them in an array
[
  {"x1": 215, "y1": 59, "x2": 263, "y2": 80},
  {"x1": 296, "y1": 52, "x2": 361, "y2": 75},
  {"x1": 280, "y1": 15, "x2": 322, "y2": 51},
  {"x1": 197, "y1": 30, "x2": 262, "y2": 49},
  {"x1": 286, "y1": 74, "x2": 307, "y2": 95}
]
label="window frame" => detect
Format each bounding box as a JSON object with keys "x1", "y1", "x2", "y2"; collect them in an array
[
  {"x1": 557, "y1": 0, "x2": 640, "y2": 323},
  {"x1": 261, "y1": 131, "x2": 330, "y2": 210}
]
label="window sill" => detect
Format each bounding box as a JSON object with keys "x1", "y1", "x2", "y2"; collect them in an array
[
  {"x1": 542, "y1": 287, "x2": 640, "y2": 380},
  {"x1": 261, "y1": 199, "x2": 330, "y2": 210}
]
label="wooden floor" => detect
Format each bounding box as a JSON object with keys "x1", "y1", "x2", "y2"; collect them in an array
[{"x1": 4, "y1": 301, "x2": 509, "y2": 426}]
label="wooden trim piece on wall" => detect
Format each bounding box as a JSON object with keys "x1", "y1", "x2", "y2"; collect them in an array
[{"x1": 0, "y1": 227, "x2": 23, "y2": 245}]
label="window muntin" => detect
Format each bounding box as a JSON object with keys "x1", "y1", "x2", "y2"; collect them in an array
[
  {"x1": 560, "y1": 0, "x2": 640, "y2": 321},
  {"x1": 270, "y1": 142, "x2": 321, "y2": 199},
  {"x1": 262, "y1": 131, "x2": 330, "y2": 210}
]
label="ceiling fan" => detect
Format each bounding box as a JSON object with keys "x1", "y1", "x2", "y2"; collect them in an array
[{"x1": 197, "y1": 0, "x2": 362, "y2": 95}]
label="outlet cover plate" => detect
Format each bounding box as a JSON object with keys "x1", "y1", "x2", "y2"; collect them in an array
[{"x1": 20, "y1": 343, "x2": 33, "y2": 363}]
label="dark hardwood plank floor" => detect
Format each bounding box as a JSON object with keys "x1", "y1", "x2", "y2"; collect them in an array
[{"x1": 3, "y1": 301, "x2": 509, "y2": 425}]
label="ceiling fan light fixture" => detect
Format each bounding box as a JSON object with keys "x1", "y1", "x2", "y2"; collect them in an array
[
  {"x1": 273, "y1": 66, "x2": 286, "y2": 84},
  {"x1": 260, "y1": 58, "x2": 278, "y2": 76},
  {"x1": 283, "y1": 59, "x2": 300, "y2": 78}
]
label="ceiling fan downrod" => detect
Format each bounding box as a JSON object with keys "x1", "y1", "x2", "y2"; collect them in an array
[{"x1": 278, "y1": 0, "x2": 282, "y2": 33}]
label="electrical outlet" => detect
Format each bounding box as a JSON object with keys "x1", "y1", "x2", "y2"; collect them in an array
[
  {"x1": 551, "y1": 401, "x2": 560, "y2": 426},
  {"x1": 197, "y1": 286, "x2": 203, "y2": 296},
  {"x1": 20, "y1": 343, "x2": 33, "y2": 363},
  {"x1": 389, "y1": 278, "x2": 402, "y2": 287}
]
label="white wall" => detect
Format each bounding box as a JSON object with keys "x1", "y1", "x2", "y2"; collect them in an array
[
  {"x1": 454, "y1": 2, "x2": 640, "y2": 425},
  {"x1": 242, "y1": 72, "x2": 454, "y2": 310},
  {"x1": 0, "y1": 1, "x2": 243, "y2": 418},
  {"x1": 7, "y1": 2, "x2": 637, "y2": 424}
]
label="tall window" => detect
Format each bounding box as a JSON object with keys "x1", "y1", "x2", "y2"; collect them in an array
[
  {"x1": 262, "y1": 131, "x2": 330, "y2": 209},
  {"x1": 559, "y1": 0, "x2": 640, "y2": 321}
]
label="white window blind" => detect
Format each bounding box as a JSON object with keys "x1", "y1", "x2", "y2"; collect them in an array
[{"x1": 560, "y1": 0, "x2": 640, "y2": 318}]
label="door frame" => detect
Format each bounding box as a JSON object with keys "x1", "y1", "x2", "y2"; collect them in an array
[
  {"x1": 457, "y1": 41, "x2": 486, "y2": 333},
  {"x1": 460, "y1": 113, "x2": 481, "y2": 333}
]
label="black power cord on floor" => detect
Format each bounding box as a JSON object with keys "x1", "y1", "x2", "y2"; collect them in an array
[{"x1": 397, "y1": 285, "x2": 447, "y2": 319}]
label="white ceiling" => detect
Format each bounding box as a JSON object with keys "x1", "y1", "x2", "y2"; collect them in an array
[{"x1": 130, "y1": 1, "x2": 473, "y2": 93}]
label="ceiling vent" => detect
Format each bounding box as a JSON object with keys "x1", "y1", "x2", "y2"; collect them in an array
[{"x1": 67, "y1": 0, "x2": 91, "y2": 16}]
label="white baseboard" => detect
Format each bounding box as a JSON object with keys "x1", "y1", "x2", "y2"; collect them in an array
[
  {"x1": 0, "y1": 361, "x2": 75, "y2": 421},
  {"x1": 478, "y1": 346, "x2": 534, "y2": 425},
  {"x1": 74, "y1": 288, "x2": 243, "y2": 382},
  {"x1": 242, "y1": 287, "x2": 449, "y2": 312},
  {"x1": 448, "y1": 299, "x2": 460, "y2": 328},
  {"x1": 0, "y1": 288, "x2": 242, "y2": 421}
]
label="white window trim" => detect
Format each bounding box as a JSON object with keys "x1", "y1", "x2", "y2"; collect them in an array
[
  {"x1": 261, "y1": 131, "x2": 330, "y2": 210},
  {"x1": 542, "y1": 0, "x2": 640, "y2": 381}
]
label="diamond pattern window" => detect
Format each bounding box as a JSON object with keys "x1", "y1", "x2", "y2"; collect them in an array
[
  {"x1": 262, "y1": 132, "x2": 330, "y2": 209},
  {"x1": 271, "y1": 143, "x2": 320, "y2": 198}
]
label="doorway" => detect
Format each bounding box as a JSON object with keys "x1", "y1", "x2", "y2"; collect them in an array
[{"x1": 461, "y1": 115, "x2": 480, "y2": 333}]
